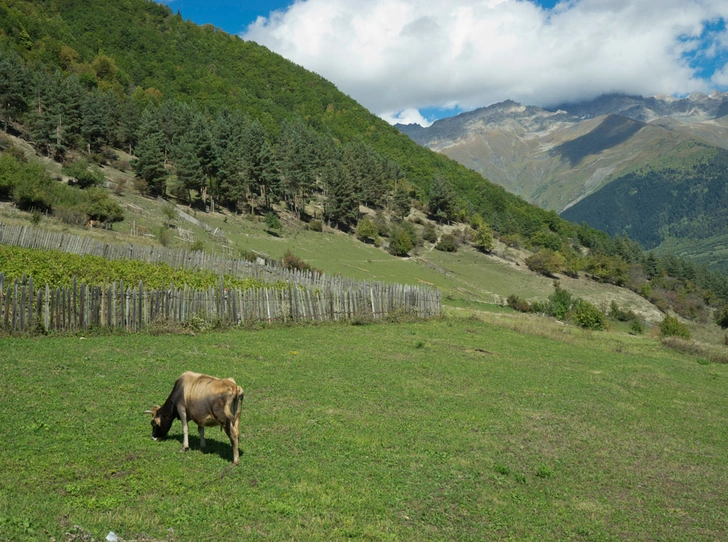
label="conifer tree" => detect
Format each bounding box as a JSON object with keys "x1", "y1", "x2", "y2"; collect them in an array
[
  {"x1": 323, "y1": 156, "x2": 358, "y2": 228},
  {"x1": 428, "y1": 173, "x2": 456, "y2": 223},
  {"x1": 0, "y1": 50, "x2": 28, "y2": 131}
]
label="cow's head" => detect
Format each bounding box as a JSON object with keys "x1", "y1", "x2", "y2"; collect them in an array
[{"x1": 144, "y1": 406, "x2": 173, "y2": 440}]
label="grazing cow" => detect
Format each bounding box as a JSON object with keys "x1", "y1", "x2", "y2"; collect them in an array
[{"x1": 145, "y1": 372, "x2": 244, "y2": 465}]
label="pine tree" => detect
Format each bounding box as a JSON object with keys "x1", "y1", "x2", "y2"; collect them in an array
[
  {"x1": 81, "y1": 90, "x2": 110, "y2": 153},
  {"x1": 428, "y1": 173, "x2": 456, "y2": 223},
  {"x1": 133, "y1": 132, "x2": 167, "y2": 196},
  {"x1": 172, "y1": 132, "x2": 204, "y2": 204},
  {"x1": 323, "y1": 157, "x2": 358, "y2": 228},
  {"x1": 0, "y1": 50, "x2": 29, "y2": 132},
  {"x1": 392, "y1": 181, "x2": 411, "y2": 219}
]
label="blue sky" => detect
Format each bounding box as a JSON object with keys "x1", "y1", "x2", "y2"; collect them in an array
[{"x1": 160, "y1": 0, "x2": 728, "y2": 126}]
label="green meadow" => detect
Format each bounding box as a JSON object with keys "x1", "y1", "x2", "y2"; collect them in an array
[{"x1": 1, "y1": 311, "x2": 727, "y2": 541}]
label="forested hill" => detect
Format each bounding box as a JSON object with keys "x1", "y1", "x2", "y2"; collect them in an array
[
  {"x1": 5, "y1": 0, "x2": 728, "y2": 319},
  {"x1": 562, "y1": 141, "x2": 728, "y2": 252},
  {"x1": 0, "y1": 0, "x2": 550, "y2": 234}
]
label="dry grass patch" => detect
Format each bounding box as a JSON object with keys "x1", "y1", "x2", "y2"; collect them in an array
[{"x1": 662, "y1": 336, "x2": 728, "y2": 364}]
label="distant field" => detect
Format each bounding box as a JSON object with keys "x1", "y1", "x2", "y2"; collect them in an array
[{"x1": 1, "y1": 312, "x2": 726, "y2": 541}]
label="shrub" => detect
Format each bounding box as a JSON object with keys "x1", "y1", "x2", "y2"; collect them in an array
[
  {"x1": 531, "y1": 230, "x2": 562, "y2": 251},
  {"x1": 435, "y1": 233, "x2": 457, "y2": 252},
  {"x1": 388, "y1": 225, "x2": 414, "y2": 257},
  {"x1": 265, "y1": 211, "x2": 282, "y2": 233},
  {"x1": 585, "y1": 253, "x2": 628, "y2": 286},
  {"x1": 422, "y1": 223, "x2": 437, "y2": 243},
  {"x1": 507, "y1": 294, "x2": 531, "y2": 313},
  {"x1": 282, "y1": 249, "x2": 321, "y2": 275},
  {"x1": 132, "y1": 177, "x2": 149, "y2": 195},
  {"x1": 630, "y1": 319, "x2": 645, "y2": 335},
  {"x1": 83, "y1": 187, "x2": 124, "y2": 223},
  {"x1": 156, "y1": 226, "x2": 172, "y2": 247},
  {"x1": 568, "y1": 300, "x2": 606, "y2": 330},
  {"x1": 162, "y1": 202, "x2": 177, "y2": 226},
  {"x1": 546, "y1": 283, "x2": 573, "y2": 320},
  {"x1": 609, "y1": 300, "x2": 636, "y2": 322},
  {"x1": 716, "y1": 307, "x2": 728, "y2": 329},
  {"x1": 660, "y1": 315, "x2": 691, "y2": 339},
  {"x1": 473, "y1": 224, "x2": 494, "y2": 253},
  {"x1": 526, "y1": 249, "x2": 564, "y2": 278},
  {"x1": 53, "y1": 206, "x2": 86, "y2": 226},
  {"x1": 62, "y1": 158, "x2": 105, "y2": 189},
  {"x1": 307, "y1": 219, "x2": 323, "y2": 232},
  {"x1": 356, "y1": 217, "x2": 380, "y2": 244}
]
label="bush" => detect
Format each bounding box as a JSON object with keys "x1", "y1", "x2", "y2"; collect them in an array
[
  {"x1": 435, "y1": 233, "x2": 457, "y2": 252},
  {"x1": 53, "y1": 206, "x2": 87, "y2": 226},
  {"x1": 156, "y1": 226, "x2": 172, "y2": 247},
  {"x1": 62, "y1": 158, "x2": 105, "y2": 189},
  {"x1": 473, "y1": 224, "x2": 494, "y2": 253},
  {"x1": 83, "y1": 187, "x2": 124, "y2": 223},
  {"x1": 630, "y1": 319, "x2": 645, "y2": 335},
  {"x1": 546, "y1": 283, "x2": 573, "y2": 320},
  {"x1": 609, "y1": 300, "x2": 636, "y2": 322},
  {"x1": 507, "y1": 294, "x2": 531, "y2": 313},
  {"x1": 716, "y1": 307, "x2": 728, "y2": 329},
  {"x1": 526, "y1": 249, "x2": 564, "y2": 278},
  {"x1": 660, "y1": 315, "x2": 691, "y2": 339},
  {"x1": 307, "y1": 219, "x2": 323, "y2": 232},
  {"x1": 356, "y1": 217, "x2": 380, "y2": 244},
  {"x1": 388, "y1": 225, "x2": 414, "y2": 257},
  {"x1": 531, "y1": 230, "x2": 562, "y2": 251},
  {"x1": 568, "y1": 300, "x2": 606, "y2": 330},
  {"x1": 265, "y1": 211, "x2": 282, "y2": 233},
  {"x1": 282, "y1": 249, "x2": 321, "y2": 275},
  {"x1": 585, "y1": 253, "x2": 628, "y2": 286},
  {"x1": 422, "y1": 223, "x2": 437, "y2": 243}
]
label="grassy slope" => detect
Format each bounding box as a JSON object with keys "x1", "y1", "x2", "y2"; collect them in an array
[{"x1": 1, "y1": 313, "x2": 727, "y2": 540}]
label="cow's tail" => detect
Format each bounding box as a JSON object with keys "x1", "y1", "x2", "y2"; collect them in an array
[{"x1": 226, "y1": 385, "x2": 244, "y2": 420}]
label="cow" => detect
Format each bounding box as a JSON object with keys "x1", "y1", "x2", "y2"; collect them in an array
[{"x1": 145, "y1": 371, "x2": 244, "y2": 465}]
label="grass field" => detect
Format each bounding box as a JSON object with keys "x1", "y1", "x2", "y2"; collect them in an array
[{"x1": 1, "y1": 311, "x2": 727, "y2": 541}]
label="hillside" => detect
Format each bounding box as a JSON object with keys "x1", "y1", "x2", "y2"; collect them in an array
[
  {"x1": 398, "y1": 93, "x2": 728, "y2": 213},
  {"x1": 561, "y1": 141, "x2": 728, "y2": 262},
  {"x1": 0, "y1": 0, "x2": 559, "y2": 239},
  {"x1": 397, "y1": 93, "x2": 728, "y2": 271},
  {"x1": 0, "y1": 128, "x2": 665, "y2": 326},
  {"x1": 3, "y1": 0, "x2": 728, "y2": 330}
]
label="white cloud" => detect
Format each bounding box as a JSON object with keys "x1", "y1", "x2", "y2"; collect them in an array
[
  {"x1": 243, "y1": 0, "x2": 728, "y2": 123},
  {"x1": 380, "y1": 108, "x2": 434, "y2": 127}
]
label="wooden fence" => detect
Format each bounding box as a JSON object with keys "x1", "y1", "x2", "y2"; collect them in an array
[
  {"x1": 0, "y1": 221, "x2": 383, "y2": 290},
  {"x1": 0, "y1": 273, "x2": 441, "y2": 334}
]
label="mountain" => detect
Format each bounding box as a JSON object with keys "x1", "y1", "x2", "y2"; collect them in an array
[
  {"x1": 397, "y1": 93, "x2": 728, "y2": 269},
  {"x1": 561, "y1": 141, "x2": 728, "y2": 267},
  {"x1": 397, "y1": 92, "x2": 728, "y2": 213}
]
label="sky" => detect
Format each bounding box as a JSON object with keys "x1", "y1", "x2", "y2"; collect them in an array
[{"x1": 159, "y1": 0, "x2": 728, "y2": 126}]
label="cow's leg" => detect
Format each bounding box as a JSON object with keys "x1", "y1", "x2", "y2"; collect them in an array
[
  {"x1": 198, "y1": 425, "x2": 206, "y2": 449},
  {"x1": 224, "y1": 411, "x2": 241, "y2": 465},
  {"x1": 179, "y1": 409, "x2": 190, "y2": 452}
]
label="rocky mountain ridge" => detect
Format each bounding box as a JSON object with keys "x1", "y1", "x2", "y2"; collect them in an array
[{"x1": 397, "y1": 92, "x2": 728, "y2": 212}]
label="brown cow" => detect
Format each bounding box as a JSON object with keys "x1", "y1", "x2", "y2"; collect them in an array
[{"x1": 145, "y1": 371, "x2": 244, "y2": 465}]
